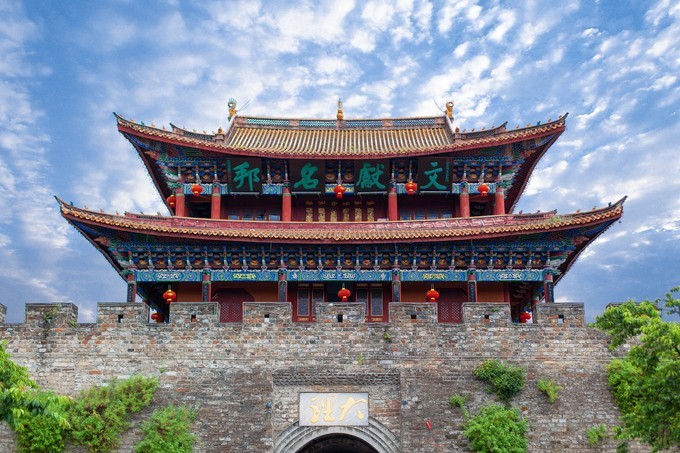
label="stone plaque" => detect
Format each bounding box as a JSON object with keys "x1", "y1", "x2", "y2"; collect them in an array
[{"x1": 299, "y1": 392, "x2": 369, "y2": 426}]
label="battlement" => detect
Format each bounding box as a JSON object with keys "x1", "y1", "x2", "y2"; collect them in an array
[
  {"x1": 0, "y1": 302, "x2": 586, "y2": 328},
  {"x1": 0, "y1": 300, "x2": 621, "y2": 453}
]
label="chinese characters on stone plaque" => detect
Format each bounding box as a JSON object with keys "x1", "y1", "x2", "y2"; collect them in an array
[{"x1": 299, "y1": 392, "x2": 369, "y2": 426}]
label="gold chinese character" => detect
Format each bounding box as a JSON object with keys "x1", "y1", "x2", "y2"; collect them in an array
[{"x1": 338, "y1": 396, "x2": 367, "y2": 421}]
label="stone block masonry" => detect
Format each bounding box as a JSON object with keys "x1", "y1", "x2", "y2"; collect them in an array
[{"x1": 0, "y1": 302, "x2": 644, "y2": 452}]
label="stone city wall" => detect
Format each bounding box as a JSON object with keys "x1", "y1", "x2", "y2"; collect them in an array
[{"x1": 0, "y1": 301, "x2": 638, "y2": 452}]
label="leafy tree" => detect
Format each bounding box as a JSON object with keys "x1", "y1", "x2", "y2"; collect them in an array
[
  {"x1": 594, "y1": 287, "x2": 680, "y2": 452},
  {"x1": 0, "y1": 341, "x2": 69, "y2": 432}
]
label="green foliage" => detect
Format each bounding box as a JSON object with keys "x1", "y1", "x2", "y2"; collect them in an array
[
  {"x1": 586, "y1": 424, "x2": 608, "y2": 446},
  {"x1": 536, "y1": 378, "x2": 561, "y2": 403},
  {"x1": 68, "y1": 376, "x2": 159, "y2": 452},
  {"x1": 357, "y1": 353, "x2": 365, "y2": 365},
  {"x1": 448, "y1": 394, "x2": 469, "y2": 419},
  {"x1": 594, "y1": 287, "x2": 680, "y2": 452},
  {"x1": 474, "y1": 359, "x2": 526, "y2": 402},
  {"x1": 135, "y1": 405, "x2": 197, "y2": 453},
  {"x1": 16, "y1": 397, "x2": 71, "y2": 453},
  {"x1": 464, "y1": 404, "x2": 527, "y2": 453},
  {"x1": 0, "y1": 341, "x2": 69, "y2": 432}
]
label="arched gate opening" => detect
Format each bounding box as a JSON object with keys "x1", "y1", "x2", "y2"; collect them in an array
[
  {"x1": 296, "y1": 433, "x2": 378, "y2": 453},
  {"x1": 274, "y1": 418, "x2": 400, "y2": 453}
]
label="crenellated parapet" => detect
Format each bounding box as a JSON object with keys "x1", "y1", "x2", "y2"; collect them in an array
[
  {"x1": 97, "y1": 302, "x2": 149, "y2": 325},
  {"x1": 462, "y1": 302, "x2": 512, "y2": 325},
  {"x1": 169, "y1": 302, "x2": 219, "y2": 325},
  {"x1": 1, "y1": 302, "x2": 585, "y2": 328},
  {"x1": 536, "y1": 303, "x2": 585, "y2": 327},
  {"x1": 25, "y1": 303, "x2": 78, "y2": 327},
  {"x1": 389, "y1": 303, "x2": 438, "y2": 324}
]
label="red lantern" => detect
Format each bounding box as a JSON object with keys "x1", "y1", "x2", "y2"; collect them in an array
[
  {"x1": 426, "y1": 288, "x2": 439, "y2": 303},
  {"x1": 191, "y1": 184, "x2": 203, "y2": 195},
  {"x1": 338, "y1": 287, "x2": 351, "y2": 302},
  {"x1": 405, "y1": 181, "x2": 417, "y2": 195},
  {"x1": 151, "y1": 312, "x2": 164, "y2": 323},
  {"x1": 478, "y1": 183, "x2": 490, "y2": 197},
  {"x1": 334, "y1": 184, "x2": 346, "y2": 199},
  {"x1": 167, "y1": 194, "x2": 176, "y2": 208},
  {"x1": 163, "y1": 289, "x2": 177, "y2": 303}
]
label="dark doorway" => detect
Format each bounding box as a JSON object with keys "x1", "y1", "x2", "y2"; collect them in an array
[{"x1": 296, "y1": 434, "x2": 379, "y2": 453}]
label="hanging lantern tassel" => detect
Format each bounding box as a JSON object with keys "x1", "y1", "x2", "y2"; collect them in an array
[
  {"x1": 191, "y1": 184, "x2": 203, "y2": 195},
  {"x1": 478, "y1": 183, "x2": 490, "y2": 197},
  {"x1": 334, "y1": 184, "x2": 346, "y2": 199},
  {"x1": 426, "y1": 286, "x2": 439, "y2": 303},
  {"x1": 338, "y1": 286, "x2": 351, "y2": 302},
  {"x1": 426, "y1": 419, "x2": 432, "y2": 430}
]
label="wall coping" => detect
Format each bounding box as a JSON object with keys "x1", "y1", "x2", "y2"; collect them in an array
[{"x1": 0, "y1": 301, "x2": 586, "y2": 329}]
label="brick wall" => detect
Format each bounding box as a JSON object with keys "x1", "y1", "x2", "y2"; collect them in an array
[{"x1": 0, "y1": 302, "x2": 642, "y2": 452}]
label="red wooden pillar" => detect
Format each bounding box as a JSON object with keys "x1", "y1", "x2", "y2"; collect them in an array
[
  {"x1": 543, "y1": 270, "x2": 554, "y2": 304},
  {"x1": 459, "y1": 184, "x2": 470, "y2": 218},
  {"x1": 202, "y1": 271, "x2": 211, "y2": 302},
  {"x1": 391, "y1": 268, "x2": 401, "y2": 302},
  {"x1": 467, "y1": 268, "x2": 477, "y2": 302},
  {"x1": 387, "y1": 186, "x2": 398, "y2": 221},
  {"x1": 493, "y1": 185, "x2": 505, "y2": 215},
  {"x1": 278, "y1": 268, "x2": 288, "y2": 302},
  {"x1": 175, "y1": 190, "x2": 186, "y2": 217},
  {"x1": 282, "y1": 185, "x2": 292, "y2": 221},
  {"x1": 125, "y1": 272, "x2": 136, "y2": 303},
  {"x1": 211, "y1": 184, "x2": 221, "y2": 219}
]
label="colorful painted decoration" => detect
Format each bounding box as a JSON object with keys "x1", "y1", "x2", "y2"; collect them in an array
[
  {"x1": 426, "y1": 288, "x2": 440, "y2": 302},
  {"x1": 167, "y1": 194, "x2": 176, "y2": 207},
  {"x1": 190, "y1": 184, "x2": 203, "y2": 195},
  {"x1": 478, "y1": 183, "x2": 490, "y2": 196},
  {"x1": 338, "y1": 287, "x2": 351, "y2": 302},
  {"x1": 405, "y1": 181, "x2": 417, "y2": 195},
  {"x1": 163, "y1": 289, "x2": 177, "y2": 303},
  {"x1": 334, "y1": 184, "x2": 346, "y2": 199}
]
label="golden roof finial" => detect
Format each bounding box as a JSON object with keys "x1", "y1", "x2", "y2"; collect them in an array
[
  {"x1": 337, "y1": 98, "x2": 344, "y2": 121},
  {"x1": 445, "y1": 101, "x2": 454, "y2": 119}
]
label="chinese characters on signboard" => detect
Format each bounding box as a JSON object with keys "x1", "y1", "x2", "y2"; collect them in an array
[
  {"x1": 299, "y1": 393, "x2": 369, "y2": 426},
  {"x1": 229, "y1": 158, "x2": 262, "y2": 193},
  {"x1": 417, "y1": 157, "x2": 451, "y2": 192},
  {"x1": 290, "y1": 160, "x2": 324, "y2": 192},
  {"x1": 354, "y1": 160, "x2": 388, "y2": 193}
]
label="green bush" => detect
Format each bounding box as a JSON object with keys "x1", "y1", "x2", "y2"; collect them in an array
[
  {"x1": 68, "y1": 376, "x2": 158, "y2": 452},
  {"x1": 448, "y1": 394, "x2": 469, "y2": 419},
  {"x1": 536, "y1": 378, "x2": 561, "y2": 403},
  {"x1": 474, "y1": 359, "x2": 526, "y2": 402},
  {"x1": 464, "y1": 404, "x2": 527, "y2": 453},
  {"x1": 16, "y1": 395, "x2": 71, "y2": 453},
  {"x1": 587, "y1": 424, "x2": 608, "y2": 446},
  {"x1": 135, "y1": 405, "x2": 197, "y2": 453}
]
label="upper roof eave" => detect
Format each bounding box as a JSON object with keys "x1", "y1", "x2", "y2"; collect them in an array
[
  {"x1": 115, "y1": 113, "x2": 567, "y2": 160},
  {"x1": 56, "y1": 196, "x2": 624, "y2": 245}
]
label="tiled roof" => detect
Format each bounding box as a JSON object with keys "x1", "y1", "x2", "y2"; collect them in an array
[
  {"x1": 58, "y1": 197, "x2": 624, "y2": 244},
  {"x1": 115, "y1": 113, "x2": 567, "y2": 159}
]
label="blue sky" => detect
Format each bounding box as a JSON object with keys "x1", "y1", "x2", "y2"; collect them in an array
[{"x1": 1, "y1": 0, "x2": 678, "y2": 322}]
